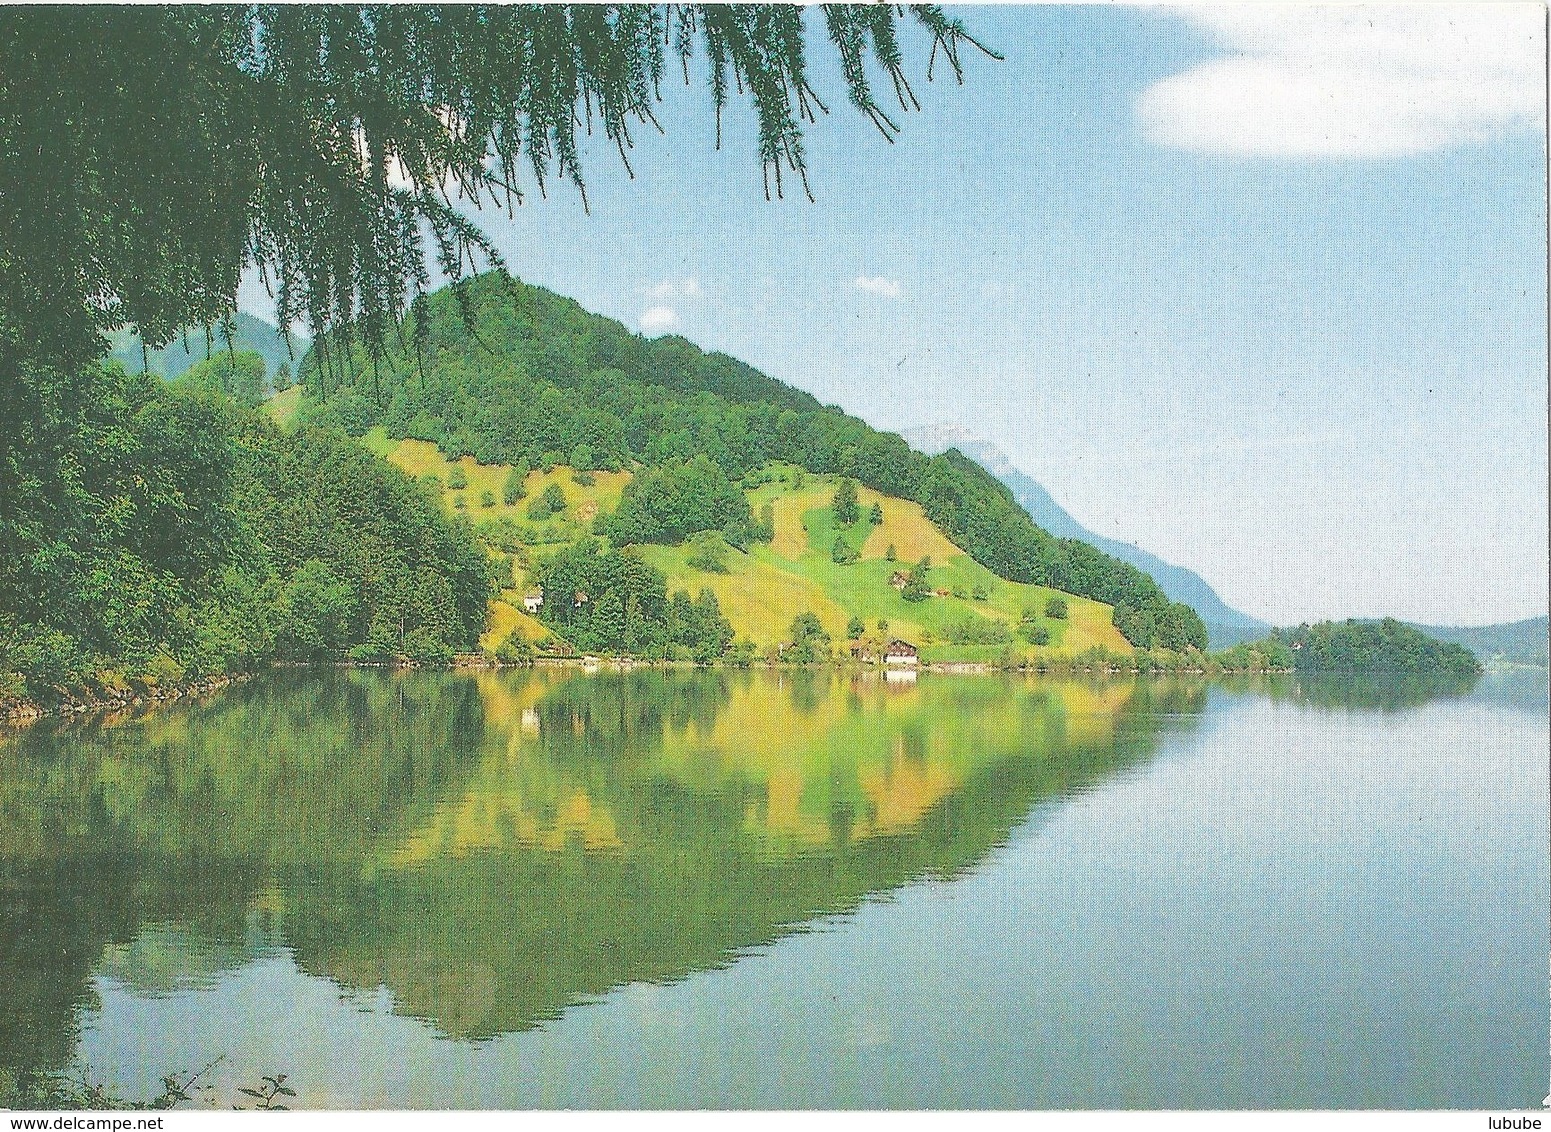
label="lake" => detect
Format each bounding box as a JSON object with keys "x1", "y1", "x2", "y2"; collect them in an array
[{"x1": 1, "y1": 668, "x2": 1545, "y2": 1109}]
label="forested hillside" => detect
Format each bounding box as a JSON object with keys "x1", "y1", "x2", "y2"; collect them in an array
[
  {"x1": 0, "y1": 359, "x2": 492, "y2": 704},
  {"x1": 905, "y1": 424, "x2": 1271, "y2": 647},
  {"x1": 295, "y1": 274, "x2": 1206, "y2": 652},
  {"x1": 1275, "y1": 620, "x2": 1480, "y2": 676}
]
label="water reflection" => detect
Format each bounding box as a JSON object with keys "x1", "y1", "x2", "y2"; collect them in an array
[
  {"x1": 0, "y1": 669, "x2": 1215, "y2": 1070},
  {"x1": 1214, "y1": 670, "x2": 1480, "y2": 711}
]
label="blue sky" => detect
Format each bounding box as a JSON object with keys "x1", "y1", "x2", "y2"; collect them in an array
[{"x1": 245, "y1": 4, "x2": 1548, "y2": 627}]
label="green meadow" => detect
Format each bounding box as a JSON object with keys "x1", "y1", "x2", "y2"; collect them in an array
[{"x1": 352, "y1": 431, "x2": 1128, "y2": 661}]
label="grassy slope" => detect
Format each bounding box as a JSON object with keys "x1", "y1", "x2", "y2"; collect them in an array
[
  {"x1": 282, "y1": 425, "x2": 1129, "y2": 660},
  {"x1": 650, "y1": 471, "x2": 1129, "y2": 659}
]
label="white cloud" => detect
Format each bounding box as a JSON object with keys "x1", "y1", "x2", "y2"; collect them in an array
[
  {"x1": 1139, "y1": 5, "x2": 1545, "y2": 157},
  {"x1": 854, "y1": 275, "x2": 904, "y2": 299},
  {"x1": 638, "y1": 305, "x2": 679, "y2": 335},
  {"x1": 642, "y1": 277, "x2": 704, "y2": 301}
]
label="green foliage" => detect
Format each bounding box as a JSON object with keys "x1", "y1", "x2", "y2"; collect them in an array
[
  {"x1": 831, "y1": 535, "x2": 860, "y2": 565},
  {"x1": 1212, "y1": 638, "x2": 1294, "y2": 672},
  {"x1": 941, "y1": 614, "x2": 1012, "y2": 646},
  {"x1": 869, "y1": 501, "x2": 884, "y2": 525},
  {"x1": 686, "y1": 532, "x2": 732, "y2": 574},
  {"x1": 1, "y1": 1060, "x2": 293, "y2": 1111},
  {"x1": 754, "y1": 502, "x2": 776, "y2": 543},
  {"x1": 885, "y1": 543, "x2": 897, "y2": 562},
  {"x1": 847, "y1": 617, "x2": 867, "y2": 640},
  {"x1": 276, "y1": 560, "x2": 358, "y2": 660},
  {"x1": 1274, "y1": 619, "x2": 1480, "y2": 676},
  {"x1": 1, "y1": 6, "x2": 991, "y2": 382},
  {"x1": 110, "y1": 313, "x2": 304, "y2": 387},
  {"x1": 901, "y1": 560, "x2": 931, "y2": 604},
  {"x1": 502, "y1": 463, "x2": 529, "y2": 505},
  {"x1": 480, "y1": 490, "x2": 496, "y2": 508},
  {"x1": 786, "y1": 612, "x2": 831, "y2": 664},
  {"x1": 0, "y1": 362, "x2": 493, "y2": 697},
  {"x1": 599, "y1": 457, "x2": 758, "y2": 546},
  {"x1": 532, "y1": 538, "x2": 731, "y2": 660},
  {"x1": 177, "y1": 350, "x2": 266, "y2": 407},
  {"x1": 493, "y1": 632, "x2": 533, "y2": 664},
  {"x1": 246, "y1": 426, "x2": 493, "y2": 663},
  {"x1": 1045, "y1": 597, "x2": 1068, "y2": 620},
  {"x1": 1019, "y1": 622, "x2": 1051, "y2": 647},
  {"x1": 526, "y1": 483, "x2": 567, "y2": 521},
  {"x1": 447, "y1": 465, "x2": 469, "y2": 490},
  {"x1": 832, "y1": 477, "x2": 860, "y2": 525},
  {"x1": 676, "y1": 589, "x2": 734, "y2": 664},
  {"x1": 237, "y1": 1074, "x2": 296, "y2": 1111}
]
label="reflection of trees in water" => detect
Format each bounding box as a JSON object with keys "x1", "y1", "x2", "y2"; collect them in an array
[
  {"x1": 0, "y1": 670, "x2": 1197, "y2": 1065},
  {"x1": 787, "y1": 670, "x2": 830, "y2": 715},
  {"x1": 0, "y1": 671, "x2": 486, "y2": 1078},
  {"x1": 0, "y1": 852, "x2": 270, "y2": 1078},
  {"x1": 280, "y1": 672, "x2": 1192, "y2": 1039},
  {"x1": 1215, "y1": 671, "x2": 1479, "y2": 712},
  {"x1": 530, "y1": 670, "x2": 732, "y2": 764}
]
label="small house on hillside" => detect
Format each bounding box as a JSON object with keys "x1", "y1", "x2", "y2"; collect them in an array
[
  {"x1": 883, "y1": 639, "x2": 919, "y2": 668},
  {"x1": 523, "y1": 590, "x2": 544, "y2": 614},
  {"x1": 888, "y1": 571, "x2": 909, "y2": 590},
  {"x1": 573, "y1": 590, "x2": 589, "y2": 607}
]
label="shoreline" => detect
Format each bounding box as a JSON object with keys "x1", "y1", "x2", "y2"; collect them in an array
[
  {"x1": 2, "y1": 656, "x2": 1302, "y2": 729},
  {"x1": 2, "y1": 651, "x2": 1503, "y2": 732},
  {"x1": 1, "y1": 672, "x2": 254, "y2": 727}
]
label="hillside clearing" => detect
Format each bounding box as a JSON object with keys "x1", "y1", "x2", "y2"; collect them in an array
[{"x1": 345, "y1": 437, "x2": 1129, "y2": 660}]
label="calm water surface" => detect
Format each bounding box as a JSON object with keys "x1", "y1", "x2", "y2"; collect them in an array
[{"x1": 1, "y1": 668, "x2": 1545, "y2": 1108}]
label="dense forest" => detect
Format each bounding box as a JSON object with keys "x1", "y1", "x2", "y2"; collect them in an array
[
  {"x1": 1274, "y1": 619, "x2": 1480, "y2": 676},
  {"x1": 532, "y1": 539, "x2": 736, "y2": 662},
  {"x1": 295, "y1": 274, "x2": 1207, "y2": 651},
  {"x1": 0, "y1": 358, "x2": 492, "y2": 702}
]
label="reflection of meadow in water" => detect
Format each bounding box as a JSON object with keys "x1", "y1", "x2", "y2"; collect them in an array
[
  {"x1": 0, "y1": 669, "x2": 1193, "y2": 1063},
  {"x1": 2, "y1": 666, "x2": 1543, "y2": 1109}
]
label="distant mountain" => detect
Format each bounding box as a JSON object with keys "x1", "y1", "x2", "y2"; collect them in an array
[
  {"x1": 903, "y1": 423, "x2": 1271, "y2": 648},
  {"x1": 109, "y1": 312, "x2": 303, "y2": 384},
  {"x1": 1405, "y1": 616, "x2": 1548, "y2": 668}
]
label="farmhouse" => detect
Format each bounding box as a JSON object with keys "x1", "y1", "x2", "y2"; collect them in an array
[
  {"x1": 888, "y1": 571, "x2": 909, "y2": 590},
  {"x1": 523, "y1": 590, "x2": 544, "y2": 614},
  {"x1": 883, "y1": 639, "x2": 919, "y2": 668}
]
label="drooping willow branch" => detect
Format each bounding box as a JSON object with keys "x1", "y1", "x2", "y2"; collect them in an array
[{"x1": 0, "y1": 5, "x2": 997, "y2": 375}]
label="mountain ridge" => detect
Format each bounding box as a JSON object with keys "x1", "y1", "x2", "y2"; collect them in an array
[
  {"x1": 290, "y1": 274, "x2": 1210, "y2": 652},
  {"x1": 1400, "y1": 616, "x2": 1547, "y2": 668},
  {"x1": 110, "y1": 312, "x2": 304, "y2": 383},
  {"x1": 902, "y1": 423, "x2": 1270, "y2": 648}
]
